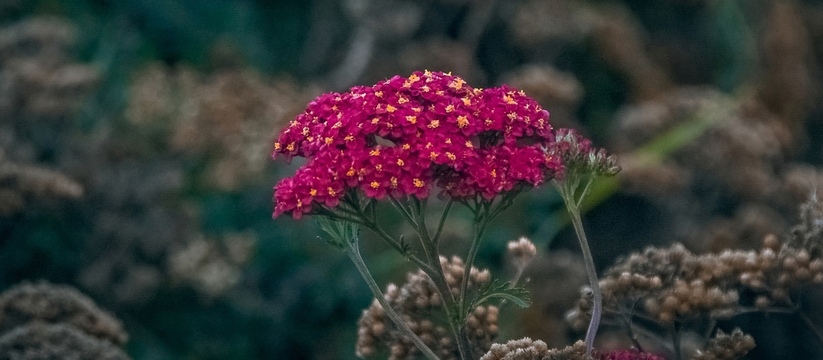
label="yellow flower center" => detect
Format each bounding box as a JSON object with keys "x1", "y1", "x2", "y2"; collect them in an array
[{"x1": 457, "y1": 115, "x2": 469, "y2": 128}]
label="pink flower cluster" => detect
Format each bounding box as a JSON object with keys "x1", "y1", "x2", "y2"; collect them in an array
[
  {"x1": 599, "y1": 349, "x2": 665, "y2": 360},
  {"x1": 272, "y1": 71, "x2": 560, "y2": 218}
]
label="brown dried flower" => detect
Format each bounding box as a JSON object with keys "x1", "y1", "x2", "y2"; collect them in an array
[
  {"x1": 480, "y1": 338, "x2": 587, "y2": 360},
  {"x1": 0, "y1": 323, "x2": 130, "y2": 360},
  {"x1": 0, "y1": 281, "x2": 127, "y2": 346},
  {"x1": 508, "y1": 237, "x2": 538, "y2": 273},
  {"x1": 0, "y1": 151, "x2": 83, "y2": 215},
  {"x1": 689, "y1": 329, "x2": 755, "y2": 360},
  {"x1": 356, "y1": 256, "x2": 496, "y2": 360}
]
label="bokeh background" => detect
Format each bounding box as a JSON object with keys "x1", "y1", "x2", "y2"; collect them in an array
[{"x1": 1, "y1": 0, "x2": 822, "y2": 359}]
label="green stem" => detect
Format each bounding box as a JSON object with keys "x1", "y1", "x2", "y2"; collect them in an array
[
  {"x1": 460, "y1": 218, "x2": 488, "y2": 314},
  {"x1": 619, "y1": 309, "x2": 643, "y2": 352},
  {"x1": 671, "y1": 322, "x2": 683, "y2": 360},
  {"x1": 415, "y1": 206, "x2": 475, "y2": 360},
  {"x1": 345, "y1": 240, "x2": 441, "y2": 360},
  {"x1": 432, "y1": 199, "x2": 454, "y2": 245},
  {"x1": 367, "y1": 220, "x2": 433, "y2": 273},
  {"x1": 389, "y1": 195, "x2": 419, "y2": 227}
]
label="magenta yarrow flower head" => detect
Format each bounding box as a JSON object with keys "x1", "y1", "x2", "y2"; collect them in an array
[
  {"x1": 272, "y1": 71, "x2": 561, "y2": 218},
  {"x1": 599, "y1": 349, "x2": 665, "y2": 360}
]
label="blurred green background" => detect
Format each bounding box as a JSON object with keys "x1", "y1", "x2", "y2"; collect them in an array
[{"x1": 1, "y1": 0, "x2": 822, "y2": 359}]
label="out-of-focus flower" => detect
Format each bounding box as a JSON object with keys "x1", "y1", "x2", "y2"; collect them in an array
[
  {"x1": 0, "y1": 323, "x2": 130, "y2": 360},
  {"x1": 0, "y1": 281, "x2": 127, "y2": 346},
  {"x1": 480, "y1": 338, "x2": 586, "y2": 360},
  {"x1": 598, "y1": 349, "x2": 664, "y2": 360},
  {"x1": 272, "y1": 71, "x2": 560, "y2": 218}
]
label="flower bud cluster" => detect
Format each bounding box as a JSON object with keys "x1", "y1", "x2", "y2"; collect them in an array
[
  {"x1": 356, "y1": 256, "x2": 497, "y2": 360},
  {"x1": 545, "y1": 128, "x2": 620, "y2": 181},
  {"x1": 273, "y1": 70, "x2": 561, "y2": 218},
  {"x1": 570, "y1": 235, "x2": 823, "y2": 329},
  {"x1": 507, "y1": 237, "x2": 538, "y2": 273},
  {"x1": 788, "y1": 195, "x2": 823, "y2": 257},
  {"x1": 690, "y1": 329, "x2": 755, "y2": 360},
  {"x1": 480, "y1": 338, "x2": 587, "y2": 360}
]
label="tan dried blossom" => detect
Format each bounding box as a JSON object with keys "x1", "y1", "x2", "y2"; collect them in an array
[
  {"x1": 0, "y1": 17, "x2": 98, "y2": 118},
  {"x1": 508, "y1": 237, "x2": 538, "y2": 272},
  {"x1": 570, "y1": 197, "x2": 823, "y2": 331},
  {"x1": 609, "y1": 86, "x2": 807, "y2": 251},
  {"x1": 788, "y1": 195, "x2": 823, "y2": 257},
  {"x1": 356, "y1": 256, "x2": 496, "y2": 360},
  {"x1": 589, "y1": 6, "x2": 672, "y2": 101},
  {"x1": 0, "y1": 16, "x2": 76, "y2": 65},
  {"x1": 480, "y1": 338, "x2": 587, "y2": 360},
  {"x1": 0, "y1": 281, "x2": 127, "y2": 346},
  {"x1": 0, "y1": 323, "x2": 130, "y2": 360},
  {"x1": 0, "y1": 151, "x2": 84, "y2": 215},
  {"x1": 508, "y1": 0, "x2": 592, "y2": 48},
  {"x1": 126, "y1": 62, "x2": 308, "y2": 190},
  {"x1": 168, "y1": 232, "x2": 257, "y2": 298},
  {"x1": 758, "y1": 1, "x2": 817, "y2": 136},
  {"x1": 500, "y1": 65, "x2": 584, "y2": 130},
  {"x1": 689, "y1": 329, "x2": 755, "y2": 360}
]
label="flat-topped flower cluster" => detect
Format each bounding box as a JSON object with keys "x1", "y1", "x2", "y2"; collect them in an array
[{"x1": 272, "y1": 71, "x2": 561, "y2": 218}]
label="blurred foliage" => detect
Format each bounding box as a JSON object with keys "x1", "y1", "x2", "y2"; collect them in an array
[{"x1": 0, "y1": 0, "x2": 822, "y2": 359}]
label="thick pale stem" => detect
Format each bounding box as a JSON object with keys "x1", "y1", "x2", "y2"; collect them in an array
[
  {"x1": 345, "y1": 241, "x2": 441, "y2": 360},
  {"x1": 568, "y1": 207, "x2": 602, "y2": 359}
]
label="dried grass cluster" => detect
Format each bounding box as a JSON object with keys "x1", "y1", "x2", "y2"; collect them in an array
[{"x1": 0, "y1": 281, "x2": 129, "y2": 359}]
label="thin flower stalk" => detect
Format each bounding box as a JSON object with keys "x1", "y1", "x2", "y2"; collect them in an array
[{"x1": 547, "y1": 128, "x2": 620, "y2": 359}]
